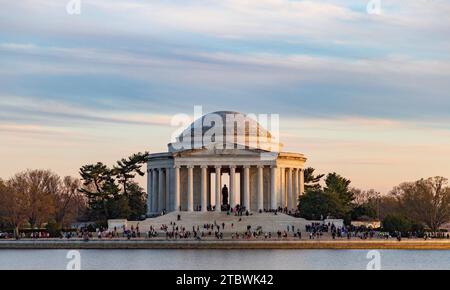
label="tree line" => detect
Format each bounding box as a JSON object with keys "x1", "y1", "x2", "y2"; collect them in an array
[
  {"x1": 0, "y1": 152, "x2": 149, "y2": 237},
  {"x1": 300, "y1": 168, "x2": 450, "y2": 233},
  {"x1": 0, "y1": 170, "x2": 85, "y2": 237}
]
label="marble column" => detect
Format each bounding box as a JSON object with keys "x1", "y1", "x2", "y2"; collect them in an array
[
  {"x1": 152, "y1": 168, "x2": 158, "y2": 212},
  {"x1": 270, "y1": 166, "x2": 277, "y2": 210},
  {"x1": 243, "y1": 165, "x2": 250, "y2": 210},
  {"x1": 207, "y1": 171, "x2": 211, "y2": 209},
  {"x1": 230, "y1": 165, "x2": 236, "y2": 209},
  {"x1": 293, "y1": 168, "x2": 299, "y2": 209},
  {"x1": 257, "y1": 165, "x2": 264, "y2": 211},
  {"x1": 280, "y1": 167, "x2": 286, "y2": 208},
  {"x1": 201, "y1": 165, "x2": 208, "y2": 212},
  {"x1": 174, "y1": 166, "x2": 180, "y2": 211},
  {"x1": 147, "y1": 169, "x2": 152, "y2": 215},
  {"x1": 287, "y1": 168, "x2": 293, "y2": 210},
  {"x1": 215, "y1": 166, "x2": 222, "y2": 212},
  {"x1": 300, "y1": 168, "x2": 305, "y2": 195},
  {"x1": 165, "y1": 168, "x2": 170, "y2": 211},
  {"x1": 158, "y1": 168, "x2": 165, "y2": 212},
  {"x1": 187, "y1": 165, "x2": 194, "y2": 212}
]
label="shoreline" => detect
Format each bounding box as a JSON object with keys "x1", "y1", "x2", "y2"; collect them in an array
[{"x1": 1, "y1": 239, "x2": 450, "y2": 250}]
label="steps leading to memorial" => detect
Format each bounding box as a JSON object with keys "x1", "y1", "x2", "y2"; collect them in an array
[{"x1": 126, "y1": 212, "x2": 309, "y2": 234}]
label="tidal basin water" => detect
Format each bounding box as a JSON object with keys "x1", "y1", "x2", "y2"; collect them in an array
[{"x1": 0, "y1": 249, "x2": 449, "y2": 270}]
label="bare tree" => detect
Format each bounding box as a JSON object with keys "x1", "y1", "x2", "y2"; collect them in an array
[
  {"x1": 53, "y1": 176, "x2": 85, "y2": 229},
  {"x1": 391, "y1": 177, "x2": 450, "y2": 232},
  {"x1": 0, "y1": 179, "x2": 28, "y2": 237},
  {"x1": 8, "y1": 170, "x2": 57, "y2": 229},
  {"x1": 351, "y1": 188, "x2": 380, "y2": 206},
  {"x1": 378, "y1": 195, "x2": 400, "y2": 221}
]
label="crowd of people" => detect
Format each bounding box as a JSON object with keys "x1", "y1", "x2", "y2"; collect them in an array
[
  {"x1": 304, "y1": 222, "x2": 384, "y2": 240},
  {"x1": 2, "y1": 216, "x2": 450, "y2": 241},
  {"x1": 51, "y1": 220, "x2": 447, "y2": 242},
  {"x1": 185, "y1": 204, "x2": 302, "y2": 218}
]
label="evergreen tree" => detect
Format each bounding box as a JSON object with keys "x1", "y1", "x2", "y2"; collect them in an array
[
  {"x1": 324, "y1": 172, "x2": 353, "y2": 209},
  {"x1": 304, "y1": 167, "x2": 324, "y2": 191},
  {"x1": 127, "y1": 182, "x2": 147, "y2": 220},
  {"x1": 79, "y1": 153, "x2": 149, "y2": 222},
  {"x1": 79, "y1": 162, "x2": 121, "y2": 222},
  {"x1": 113, "y1": 152, "x2": 149, "y2": 198}
]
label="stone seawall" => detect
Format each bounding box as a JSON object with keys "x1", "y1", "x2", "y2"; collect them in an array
[{"x1": 1, "y1": 240, "x2": 450, "y2": 250}]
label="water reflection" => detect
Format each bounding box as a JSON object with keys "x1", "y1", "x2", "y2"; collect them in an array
[{"x1": 0, "y1": 249, "x2": 449, "y2": 270}]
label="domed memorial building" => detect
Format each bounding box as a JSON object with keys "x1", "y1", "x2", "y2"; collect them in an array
[{"x1": 146, "y1": 111, "x2": 306, "y2": 216}]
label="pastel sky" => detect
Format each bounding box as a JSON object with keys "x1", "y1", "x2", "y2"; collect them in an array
[{"x1": 1, "y1": 0, "x2": 450, "y2": 193}]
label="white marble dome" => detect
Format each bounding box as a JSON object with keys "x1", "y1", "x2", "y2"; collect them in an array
[{"x1": 169, "y1": 111, "x2": 281, "y2": 152}]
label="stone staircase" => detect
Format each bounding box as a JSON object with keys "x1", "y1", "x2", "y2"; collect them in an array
[{"x1": 127, "y1": 212, "x2": 310, "y2": 234}]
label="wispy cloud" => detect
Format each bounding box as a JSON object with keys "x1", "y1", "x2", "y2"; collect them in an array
[
  {"x1": 1, "y1": 0, "x2": 450, "y2": 191},
  {"x1": 0, "y1": 95, "x2": 173, "y2": 127},
  {"x1": 2, "y1": 41, "x2": 450, "y2": 119}
]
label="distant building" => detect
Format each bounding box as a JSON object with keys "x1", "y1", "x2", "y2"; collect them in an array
[{"x1": 351, "y1": 220, "x2": 381, "y2": 229}]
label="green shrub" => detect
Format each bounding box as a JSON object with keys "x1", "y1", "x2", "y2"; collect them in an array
[
  {"x1": 382, "y1": 214, "x2": 412, "y2": 233},
  {"x1": 46, "y1": 221, "x2": 61, "y2": 238}
]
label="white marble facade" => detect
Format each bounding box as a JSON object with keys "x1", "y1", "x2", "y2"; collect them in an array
[{"x1": 147, "y1": 111, "x2": 306, "y2": 215}]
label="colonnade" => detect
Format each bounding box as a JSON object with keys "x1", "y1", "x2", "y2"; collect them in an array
[{"x1": 147, "y1": 165, "x2": 305, "y2": 214}]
